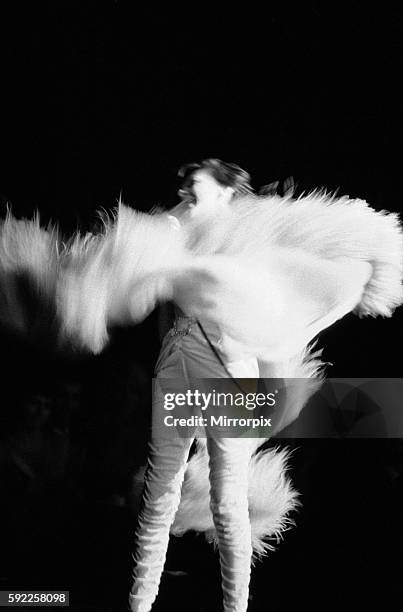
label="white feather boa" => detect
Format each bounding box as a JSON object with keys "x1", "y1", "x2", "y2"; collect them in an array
[{"x1": 54, "y1": 193, "x2": 403, "y2": 357}]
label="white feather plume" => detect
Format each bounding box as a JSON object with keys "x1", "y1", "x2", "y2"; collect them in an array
[{"x1": 171, "y1": 443, "x2": 299, "y2": 559}]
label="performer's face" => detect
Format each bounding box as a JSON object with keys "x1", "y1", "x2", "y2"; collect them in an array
[{"x1": 191, "y1": 170, "x2": 233, "y2": 207}]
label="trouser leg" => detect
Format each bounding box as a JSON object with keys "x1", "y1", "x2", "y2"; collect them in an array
[
  {"x1": 129, "y1": 434, "x2": 194, "y2": 612},
  {"x1": 207, "y1": 436, "x2": 254, "y2": 612}
]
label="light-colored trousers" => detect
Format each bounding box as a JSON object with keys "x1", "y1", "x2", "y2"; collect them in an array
[{"x1": 129, "y1": 319, "x2": 258, "y2": 612}]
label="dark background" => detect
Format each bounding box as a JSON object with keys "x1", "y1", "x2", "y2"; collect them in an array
[{"x1": 0, "y1": 2, "x2": 402, "y2": 610}]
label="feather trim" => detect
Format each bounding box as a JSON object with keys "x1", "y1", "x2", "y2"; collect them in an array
[
  {"x1": 171, "y1": 443, "x2": 299, "y2": 560},
  {"x1": 182, "y1": 192, "x2": 403, "y2": 318},
  {"x1": 0, "y1": 212, "x2": 60, "y2": 338},
  {"x1": 57, "y1": 204, "x2": 188, "y2": 353}
]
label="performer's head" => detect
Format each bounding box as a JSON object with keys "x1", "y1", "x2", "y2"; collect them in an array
[{"x1": 178, "y1": 158, "x2": 252, "y2": 210}]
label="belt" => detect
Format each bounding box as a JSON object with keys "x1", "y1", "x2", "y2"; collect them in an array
[{"x1": 170, "y1": 315, "x2": 197, "y2": 336}]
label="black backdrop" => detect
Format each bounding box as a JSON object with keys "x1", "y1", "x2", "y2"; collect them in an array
[{"x1": 0, "y1": 3, "x2": 402, "y2": 611}]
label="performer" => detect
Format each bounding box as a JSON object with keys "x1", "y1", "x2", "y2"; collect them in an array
[{"x1": 128, "y1": 160, "x2": 260, "y2": 612}]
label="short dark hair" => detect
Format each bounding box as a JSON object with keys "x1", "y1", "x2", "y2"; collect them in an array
[{"x1": 177, "y1": 158, "x2": 253, "y2": 203}]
